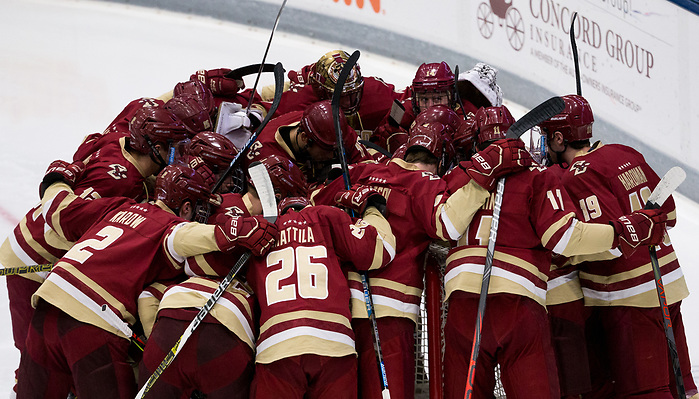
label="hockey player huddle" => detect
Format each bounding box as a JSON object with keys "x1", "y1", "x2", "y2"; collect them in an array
[{"x1": 1, "y1": 49, "x2": 694, "y2": 399}]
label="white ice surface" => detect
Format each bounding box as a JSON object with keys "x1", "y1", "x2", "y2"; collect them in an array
[{"x1": 1, "y1": 0, "x2": 698, "y2": 394}]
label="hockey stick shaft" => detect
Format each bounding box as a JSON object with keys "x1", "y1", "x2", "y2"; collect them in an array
[
  {"x1": 0, "y1": 263, "x2": 53, "y2": 276},
  {"x1": 331, "y1": 50, "x2": 391, "y2": 399},
  {"x1": 644, "y1": 166, "x2": 687, "y2": 398},
  {"x1": 135, "y1": 253, "x2": 252, "y2": 399},
  {"x1": 570, "y1": 12, "x2": 582, "y2": 95},
  {"x1": 464, "y1": 177, "x2": 504, "y2": 399},
  {"x1": 453, "y1": 65, "x2": 468, "y2": 117},
  {"x1": 245, "y1": 0, "x2": 288, "y2": 115},
  {"x1": 464, "y1": 97, "x2": 565, "y2": 398},
  {"x1": 211, "y1": 62, "x2": 285, "y2": 194}
]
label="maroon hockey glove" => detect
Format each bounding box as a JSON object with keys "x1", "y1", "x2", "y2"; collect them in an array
[
  {"x1": 191, "y1": 68, "x2": 244, "y2": 96},
  {"x1": 334, "y1": 184, "x2": 387, "y2": 216},
  {"x1": 39, "y1": 160, "x2": 85, "y2": 198},
  {"x1": 214, "y1": 215, "x2": 278, "y2": 256},
  {"x1": 464, "y1": 139, "x2": 533, "y2": 190},
  {"x1": 610, "y1": 209, "x2": 667, "y2": 258}
]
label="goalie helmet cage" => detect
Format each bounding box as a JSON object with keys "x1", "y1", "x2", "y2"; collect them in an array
[{"x1": 414, "y1": 244, "x2": 507, "y2": 399}]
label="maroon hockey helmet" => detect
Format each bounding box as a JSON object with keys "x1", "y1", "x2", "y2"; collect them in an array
[
  {"x1": 184, "y1": 131, "x2": 245, "y2": 194},
  {"x1": 164, "y1": 94, "x2": 213, "y2": 135},
  {"x1": 129, "y1": 106, "x2": 190, "y2": 156},
  {"x1": 277, "y1": 196, "x2": 311, "y2": 215},
  {"x1": 310, "y1": 50, "x2": 364, "y2": 114},
  {"x1": 452, "y1": 117, "x2": 477, "y2": 159},
  {"x1": 155, "y1": 163, "x2": 215, "y2": 213},
  {"x1": 173, "y1": 80, "x2": 216, "y2": 117},
  {"x1": 299, "y1": 100, "x2": 348, "y2": 152},
  {"x1": 538, "y1": 94, "x2": 594, "y2": 143},
  {"x1": 412, "y1": 62, "x2": 455, "y2": 113},
  {"x1": 413, "y1": 105, "x2": 462, "y2": 134},
  {"x1": 473, "y1": 106, "x2": 516, "y2": 145},
  {"x1": 405, "y1": 122, "x2": 456, "y2": 176},
  {"x1": 252, "y1": 154, "x2": 309, "y2": 201}
]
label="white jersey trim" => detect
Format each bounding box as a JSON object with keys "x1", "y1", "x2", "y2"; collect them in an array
[
  {"x1": 350, "y1": 288, "x2": 420, "y2": 316},
  {"x1": 581, "y1": 267, "x2": 684, "y2": 302},
  {"x1": 547, "y1": 269, "x2": 579, "y2": 291},
  {"x1": 552, "y1": 219, "x2": 577, "y2": 255},
  {"x1": 445, "y1": 263, "x2": 547, "y2": 302},
  {"x1": 440, "y1": 206, "x2": 461, "y2": 241},
  {"x1": 165, "y1": 222, "x2": 188, "y2": 263},
  {"x1": 256, "y1": 326, "x2": 355, "y2": 356}
]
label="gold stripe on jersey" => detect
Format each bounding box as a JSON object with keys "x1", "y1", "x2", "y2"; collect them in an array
[
  {"x1": 171, "y1": 223, "x2": 219, "y2": 257},
  {"x1": 447, "y1": 247, "x2": 548, "y2": 283},
  {"x1": 255, "y1": 332, "x2": 356, "y2": 364},
  {"x1": 18, "y1": 215, "x2": 66, "y2": 262},
  {"x1": 546, "y1": 270, "x2": 583, "y2": 305},
  {"x1": 0, "y1": 239, "x2": 45, "y2": 283},
  {"x1": 347, "y1": 273, "x2": 423, "y2": 297},
  {"x1": 540, "y1": 213, "x2": 574, "y2": 249},
  {"x1": 667, "y1": 209, "x2": 677, "y2": 224},
  {"x1": 349, "y1": 295, "x2": 421, "y2": 322},
  {"x1": 259, "y1": 310, "x2": 352, "y2": 336},
  {"x1": 58, "y1": 262, "x2": 137, "y2": 325},
  {"x1": 187, "y1": 254, "x2": 217, "y2": 277},
  {"x1": 549, "y1": 219, "x2": 615, "y2": 257},
  {"x1": 158, "y1": 281, "x2": 255, "y2": 349},
  {"x1": 188, "y1": 277, "x2": 254, "y2": 318},
  {"x1": 582, "y1": 274, "x2": 688, "y2": 307},
  {"x1": 580, "y1": 251, "x2": 677, "y2": 285},
  {"x1": 361, "y1": 206, "x2": 396, "y2": 269},
  {"x1": 34, "y1": 279, "x2": 130, "y2": 339},
  {"x1": 440, "y1": 181, "x2": 490, "y2": 241},
  {"x1": 445, "y1": 267, "x2": 548, "y2": 306}
]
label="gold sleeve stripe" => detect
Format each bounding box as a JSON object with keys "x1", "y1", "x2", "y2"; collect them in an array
[
  {"x1": 183, "y1": 277, "x2": 253, "y2": 317},
  {"x1": 58, "y1": 262, "x2": 137, "y2": 325},
  {"x1": 540, "y1": 213, "x2": 574, "y2": 249},
  {"x1": 579, "y1": 251, "x2": 678, "y2": 284},
  {"x1": 0, "y1": 237, "x2": 48, "y2": 283},
  {"x1": 447, "y1": 247, "x2": 548, "y2": 282},
  {"x1": 171, "y1": 222, "x2": 219, "y2": 258},
  {"x1": 137, "y1": 295, "x2": 160, "y2": 338},
  {"x1": 259, "y1": 310, "x2": 352, "y2": 335},
  {"x1": 186, "y1": 254, "x2": 217, "y2": 277},
  {"x1": 41, "y1": 182, "x2": 76, "y2": 241},
  {"x1": 362, "y1": 207, "x2": 396, "y2": 267},
  {"x1": 346, "y1": 272, "x2": 423, "y2": 296},
  {"x1": 555, "y1": 221, "x2": 615, "y2": 257},
  {"x1": 441, "y1": 181, "x2": 490, "y2": 241}
]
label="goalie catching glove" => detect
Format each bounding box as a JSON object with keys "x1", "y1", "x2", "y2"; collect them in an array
[
  {"x1": 214, "y1": 214, "x2": 279, "y2": 256},
  {"x1": 463, "y1": 138, "x2": 533, "y2": 191},
  {"x1": 39, "y1": 160, "x2": 85, "y2": 198},
  {"x1": 610, "y1": 209, "x2": 667, "y2": 258},
  {"x1": 191, "y1": 68, "x2": 244, "y2": 96},
  {"x1": 334, "y1": 184, "x2": 387, "y2": 216}
]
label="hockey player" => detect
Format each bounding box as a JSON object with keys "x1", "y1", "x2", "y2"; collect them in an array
[
  {"x1": 246, "y1": 180, "x2": 396, "y2": 399},
  {"x1": 180, "y1": 131, "x2": 246, "y2": 195},
  {"x1": 244, "y1": 99, "x2": 376, "y2": 185},
  {"x1": 311, "y1": 121, "x2": 533, "y2": 399},
  {"x1": 0, "y1": 105, "x2": 188, "y2": 395},
  {"x1": 539, "y1": 94, "x2": 698, "y2": 399},
  {"x1": 269, "y1": 49, "x2": 404, "y2": 138},
  {"x1": 137, "y1": 155, "x2": 304, "y2": 399},
  {"x1": 18, "y1": 163, "x2": 277, "y2": 399},
  {"x1": 442, "y1": 105, "x2": 669, "y2": 399}
]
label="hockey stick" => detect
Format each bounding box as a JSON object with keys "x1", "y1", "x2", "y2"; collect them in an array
[
  {"x1": 135, "y1": 162, "x2": 277, "y2": 399},
  {"x1": 464, "y1": 97, "x2": 565, "y2": 399},
  {"x1": 211, "y1": 62, "x2": 285, "y2": 194},
  {"x1": 570, "y1": 12, "x2": 582, "y2": 95},
  {"x1": 332, "y1": 50, "x2": 391, "y2": 399},
  {"x1": 245, "y1": 0, "x2": 288, "y2": 115},
  {"x1": 225, "y1": 63, "x2": 276, "y2": 80},
  {"x1": 645, "y1": 166, "x2": 687, "y2": 398},
  {"x1": 453, "y1": 65, "x2": 468, "y2": 117},
  {"x1": 0, "y1": 263, "x2": 53, "y2": 276}
]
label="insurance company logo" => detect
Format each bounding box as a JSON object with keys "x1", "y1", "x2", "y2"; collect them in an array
[
  {"x1": 475, "y1": 0, "x2": 525, "y2": 51},
  {"x1": 333, "y1": 0, "x2": 381, "y2": 13}
]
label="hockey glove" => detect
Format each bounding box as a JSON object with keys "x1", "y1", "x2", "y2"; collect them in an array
[
  {"x1": 214, "y1": 215, "x2": 278, "y2": 256},
  {"x1": 191, "y1": 68, "x2": 244, "y2": 96},
  {"x1": 39, "y1": 160, "x2": 85, "y2": 198},
  {"x1": 610, "y1": 209, "x2": 667, "y2": 258},
  {"x1": 464, "y1": 139, "x2": 533, "y2": 191},
  {"x1": 335, "y1": 184, "x2": 387, "y2": 216}
]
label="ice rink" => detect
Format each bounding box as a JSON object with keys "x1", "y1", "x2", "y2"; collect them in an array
[{"x1": 2, "y1": 0, "x2": 699, "y2": 394}]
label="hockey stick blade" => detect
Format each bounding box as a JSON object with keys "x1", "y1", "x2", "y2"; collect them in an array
[
  {"x1": 211, "y1": 62, "x2": 285, "y2": 194},
  {"x1": 645, "y1": 166, "x2": 686, "y2": 209},
  {"x1": 506, "y1": 96, "x2": 565, "y2": 139},
  {"x1": 225, "y1": 63, "x2": 275, "y2": 80},
  {"x1": 248, "y1": 162, "x2": 277, "y2": 222}
]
